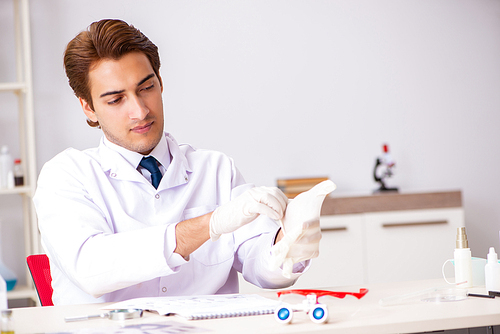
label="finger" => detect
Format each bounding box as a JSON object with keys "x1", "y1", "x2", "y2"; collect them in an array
[
  {"x1": 250, "y1": 187, "x2": 288, "y2": 209},
  {"x1": 271, "y1": 187, "x2": 289, "y2": 209},
  {"x1": 245, "y1": 202, "x2": 282, "y2": 220},
  {"x1": 249, "y1": 188, "x2": 288, "y2": 218}
]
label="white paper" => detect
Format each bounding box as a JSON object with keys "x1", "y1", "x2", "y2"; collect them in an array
[{"x1": 104, "y1": 294, "x2": 282, "y2": 320}]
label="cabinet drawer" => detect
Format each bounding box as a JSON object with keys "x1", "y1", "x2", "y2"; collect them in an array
[{"x1": 364, "y1": 208, "x2": 464, "y2": 283}]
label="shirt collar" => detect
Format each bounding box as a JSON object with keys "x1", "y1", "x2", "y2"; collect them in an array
[{"x1": 102, "y1": 135, "x2": 171, "y2": 170}]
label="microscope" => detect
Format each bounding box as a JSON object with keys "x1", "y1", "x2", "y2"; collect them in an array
[{"x1": 373, "y1": 144, "x2": 398, "y2": 193}]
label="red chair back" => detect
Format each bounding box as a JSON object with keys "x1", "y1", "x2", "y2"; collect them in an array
[{"x1": 26, "y1": 254, "x2": 54, "y2": 306}]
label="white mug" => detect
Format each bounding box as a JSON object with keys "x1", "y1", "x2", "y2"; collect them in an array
[{"x1": 442, "y1": 257, "x2": 486, "y2": 287}]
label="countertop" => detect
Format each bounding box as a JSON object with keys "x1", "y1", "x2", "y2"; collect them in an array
[{"x1": 321, "y1": 190, "x2": 462, "y2": 215}]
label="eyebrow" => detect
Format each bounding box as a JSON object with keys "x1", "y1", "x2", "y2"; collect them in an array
[
  {"x1": 137, "y1": 73, "x2": 155, "y2": 87},
  {"x1": 99, "y1": 73, "x2": 156, "y2": 98}
]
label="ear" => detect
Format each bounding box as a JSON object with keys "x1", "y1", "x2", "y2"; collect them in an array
[
  {"x1": 158, "y1": 75, "x2": 164, "y2": 93},
  {"x1": 80, "y1": 98, "x2": 98, "y2": 123}
]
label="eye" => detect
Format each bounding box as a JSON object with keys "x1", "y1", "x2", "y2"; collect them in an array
[
  {"x1": 142, "y1": 84, "x2": 155, "y2": 91},
  {"x1": 108, "y1": 97, "x2": 122, "y2": 105}
]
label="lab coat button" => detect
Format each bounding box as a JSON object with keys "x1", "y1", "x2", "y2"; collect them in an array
[
  {"x1": 184, "y1": 176, "x2": 188, "y2": 182},
  {"x1": 155, "y1": 194, "x2": 160, "y2": 199},
  {"x1": 162, "y1": 287, "x2": 167, "y2": 293},
  {"x1": 110, "y1": 173, "x2": 117, "y2": 178}
]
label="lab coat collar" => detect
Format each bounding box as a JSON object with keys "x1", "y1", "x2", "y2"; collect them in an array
[
  {"x1": 146, "y1": 135, "x2": 171, "y2": 170},
  {"x1": 98, "y1": 133, "x2": 192, "y2": 190},
  {"x1": 98, "y1": 139, "x2": 144, "y2": 184},
  {"x1": 101, "y1": 135, "x2": 171, "y2": 170},
  {"x1": 160, "y1": 133, "x2": 193, "y2": 190}
]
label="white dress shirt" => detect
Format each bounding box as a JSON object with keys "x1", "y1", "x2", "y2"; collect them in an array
[{"x1": 34, "y1": 133, "x2": 306, "y2": 305}]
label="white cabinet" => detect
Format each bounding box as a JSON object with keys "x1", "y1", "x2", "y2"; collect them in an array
[
  {"x1": 239, "y1": 202, "x2": 464, "y2": 293},
  {"x1": 308, "y1": 208, "x2": 464, "y2": 288}
]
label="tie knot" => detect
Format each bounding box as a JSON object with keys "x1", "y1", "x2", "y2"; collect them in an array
[
  {"x1": 140, "y1": 156, "x2": 160, "y2": 173},
  {"x1": 139, "y1": 156, "x2": 162, "y2": 189}
]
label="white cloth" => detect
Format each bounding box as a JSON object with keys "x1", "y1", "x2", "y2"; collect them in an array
[
  {"x1": 270, "y1": 180, "x2": 336, "y2": 278},
  {"x1": 34, "y1": 133, "x2": 307, "y2": 305}
]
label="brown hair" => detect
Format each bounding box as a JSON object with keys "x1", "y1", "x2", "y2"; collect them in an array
[{"x1": 64, "y1": 19, "x2": 161, "y2": 127}]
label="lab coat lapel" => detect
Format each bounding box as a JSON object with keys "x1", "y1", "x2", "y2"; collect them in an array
[{"x1": 156, "y1": 134, "x2": 192, "y2": 191}]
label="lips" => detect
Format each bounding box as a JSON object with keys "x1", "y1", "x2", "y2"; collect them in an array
[{"x1": 131, "y1": 121, "x2": 153, "y2": 134}]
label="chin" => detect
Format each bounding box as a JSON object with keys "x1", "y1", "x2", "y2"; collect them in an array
[{"x1": 138, "y1": 134, "x2": 163, "y2": 154}]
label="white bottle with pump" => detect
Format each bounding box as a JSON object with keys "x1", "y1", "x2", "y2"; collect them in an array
[
  {"x1": 454, "y1": 227, "x2": 473, "y2": 288},
  {"x1": 485, "y1": 247, "x2": 500, "y2": 292}
]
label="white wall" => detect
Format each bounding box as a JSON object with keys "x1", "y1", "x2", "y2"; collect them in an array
[{"x1": 1, "y1": 0, "x2": 500, "y2": 285}]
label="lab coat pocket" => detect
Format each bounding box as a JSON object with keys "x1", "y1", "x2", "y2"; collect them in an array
[
  {"x1": 192, "y1": 236, "x2": 234, "y2": 267},
  {"x1": 182, "y1": 205, "x2": 216, "y2": 221}
]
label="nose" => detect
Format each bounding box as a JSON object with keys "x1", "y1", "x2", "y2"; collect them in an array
[{"x1": 128, "y1": 95, "x2": 149, "y2": 120}]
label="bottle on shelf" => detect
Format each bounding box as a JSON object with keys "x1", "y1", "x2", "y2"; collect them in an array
[
  {"x1": 0, "y1": 275, "x2": 6, "y2": 311},
  {"x1": 13, "y1": 159, "x2": 23, "y2": 187},
  {"x1": 1, "y1": 309, "x2": 14, "y2": 334},
  {"x1": 0, "y1": 262, "x2": 16, "y2": 293},
  {"x1": 0, "y1": 146, "x2": 14, "y2": 189}
]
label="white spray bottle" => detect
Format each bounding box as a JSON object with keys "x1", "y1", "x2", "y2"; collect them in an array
[{"x1": 454, "y1": 227, "x2": 472, "y2": 288}]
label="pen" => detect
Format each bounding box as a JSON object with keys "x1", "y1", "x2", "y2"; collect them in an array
[{"x1": 467, "y1": 293, "x2": 495, "y2": 299}]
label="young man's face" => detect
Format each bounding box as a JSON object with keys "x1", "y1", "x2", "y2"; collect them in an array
[{"x1": 81, "y1": 52, "x2": 164, "y2": 155}]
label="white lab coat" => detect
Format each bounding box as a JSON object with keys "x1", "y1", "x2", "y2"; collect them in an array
[{"x1": 34, "y1": 133, "x2": 305, "y2": 305}]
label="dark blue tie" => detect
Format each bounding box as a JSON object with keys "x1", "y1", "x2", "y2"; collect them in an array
[{"x1": 140, "y1": 156, "x2": 162, "y2": 189}]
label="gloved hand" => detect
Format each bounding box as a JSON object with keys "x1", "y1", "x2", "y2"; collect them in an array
[
  {"x1": 270, "y1": 180, "x2": 336, "y2": 278},
  {"x1": 209, "y1": 186, "x2": 288, "y2": 241}
]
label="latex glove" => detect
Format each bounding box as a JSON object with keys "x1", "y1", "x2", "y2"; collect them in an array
[
  {"x1": 270, "y1": 180, "x2": 336, "y2": 278},
  {"x1": 209, "y1": 186, "x2": 288, "y2": 241}
]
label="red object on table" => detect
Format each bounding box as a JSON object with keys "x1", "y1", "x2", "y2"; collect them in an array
[{"x1": 277, "y1": 288, "x2": 368, "y2": 303}]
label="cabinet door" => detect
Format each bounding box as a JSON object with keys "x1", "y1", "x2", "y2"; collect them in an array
[
  {"x1": 238, "y1": 214, "x2": 365, "y2": 293},
  {"x1": 290, "y1": 214, "x2": 365, "y2": 289},
  {"x1": 364, "y1": 208, "x2": 464, "y2": 284}
]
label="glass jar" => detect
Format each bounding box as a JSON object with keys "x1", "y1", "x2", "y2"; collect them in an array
[{"x1": 1, "y1": 309, "x2": 14, "y2": 334}]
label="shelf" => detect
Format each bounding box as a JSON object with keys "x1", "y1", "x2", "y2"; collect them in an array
[
  {"x1": 0, "y1": 186, "x2": 32, "y2": 196},
  {"x1": 0, "y1": 82, "x2": 25, "y2": 92},
  {"x1": 7, "y1": 285, "x2": 37, "y2": 301},
  {"x1": 2, "y1": 0, "x2": 39, "y2": 305}
]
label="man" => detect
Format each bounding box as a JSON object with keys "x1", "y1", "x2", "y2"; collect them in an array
[{"x1": 34, "y1": 19, "x2": 322, "y2": 305}]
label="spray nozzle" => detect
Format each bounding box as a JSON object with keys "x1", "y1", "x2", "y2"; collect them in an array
[
  {"x1": 488, "y1": 247, "x2": 498, "y2": 263},
  {"x1": 456, "y1": 227, "x2": 469, "y2": 249}
]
